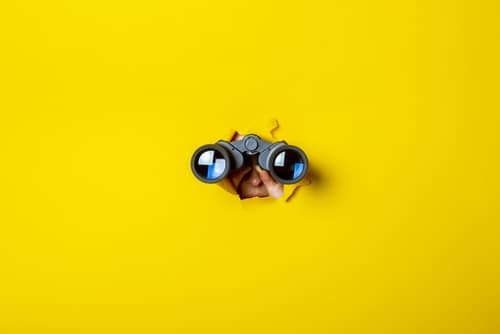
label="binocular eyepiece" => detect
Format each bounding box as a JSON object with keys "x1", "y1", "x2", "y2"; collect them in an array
[{"x1": 191, "y1": 134, "x2": 308, "y2": 185}]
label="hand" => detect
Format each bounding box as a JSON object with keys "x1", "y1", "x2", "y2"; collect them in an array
[
  {"x1": 227, "y1": 133, "x2": 284, "y2": 200},
  {"x1": 255, "y1": 165, "x2": 284, "y2": 199}
]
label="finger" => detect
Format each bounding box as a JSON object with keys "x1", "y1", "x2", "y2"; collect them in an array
[
  {"x1": 255, "y1": 165, "x2": 277, "y2": 186},
  {"x1": 255, "y1": 166, "x2": 284, "y2": 199}
]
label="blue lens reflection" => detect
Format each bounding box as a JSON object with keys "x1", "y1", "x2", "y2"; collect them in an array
[{"x1": 293, "y1": 163, "x2": 304, "y2": 180}]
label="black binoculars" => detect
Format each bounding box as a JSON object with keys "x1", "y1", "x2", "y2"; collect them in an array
[{"x1": 191, "y1": 134, "x2": 308, "y2": 184}]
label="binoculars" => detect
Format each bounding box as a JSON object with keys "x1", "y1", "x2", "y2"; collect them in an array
[{"x1": 191, "y1": 134, "x2": 308, "y2": 185}]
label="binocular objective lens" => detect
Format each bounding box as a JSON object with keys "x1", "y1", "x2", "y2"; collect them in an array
[
  {"x1": 194, "y1": 149, "x2": 227, "y2": 180},
  {"x1": 273, "y1": 149, "x2": 305, "y2": 181}
]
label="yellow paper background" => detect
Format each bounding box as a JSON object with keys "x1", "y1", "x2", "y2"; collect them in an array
[{"x1": 1, "y1": 1, "x2": 499, "y2": 333}]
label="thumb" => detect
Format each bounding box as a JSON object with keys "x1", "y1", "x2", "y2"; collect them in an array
[{"x1": 255, "y1": 166, "x2": 284, "y2": 199}]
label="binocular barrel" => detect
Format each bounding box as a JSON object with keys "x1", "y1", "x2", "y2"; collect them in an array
[{"x1": 191, "y1": 134, "x2": 308, "y2": 185}]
